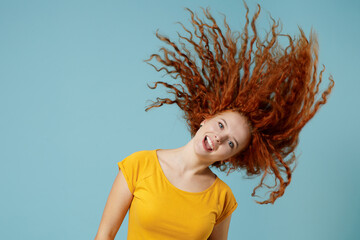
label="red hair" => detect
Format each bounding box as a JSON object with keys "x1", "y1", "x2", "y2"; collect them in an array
[{"x1": 145, "y1": 3, "x2": 334, "y2": 204}]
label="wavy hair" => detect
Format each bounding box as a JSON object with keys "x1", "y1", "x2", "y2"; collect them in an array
[{"x1": 144, "y1": 3, "x2": 334, "y2": 204}]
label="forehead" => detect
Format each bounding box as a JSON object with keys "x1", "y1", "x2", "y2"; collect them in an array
[
  {"x1": 213, "y1": 111, "x2": 250, "y2": 137},
  {"x1": 214, "y1": 111, "x2": 247, "y2": 124}
]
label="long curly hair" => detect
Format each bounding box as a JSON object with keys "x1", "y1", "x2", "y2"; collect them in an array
[{"x1": 144, "y1": 3, "x2": 334, "y2": 204}]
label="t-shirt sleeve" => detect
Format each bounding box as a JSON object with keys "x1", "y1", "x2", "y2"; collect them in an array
[
  {"x1": 215, "y1": 188, "x2": 238, "y2": 225},
  {"x1": 117, "y1": 152, "x2": 142, "y2": 194}
]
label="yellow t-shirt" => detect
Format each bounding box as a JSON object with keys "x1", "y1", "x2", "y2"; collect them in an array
[{"x1": 117, "y1": 149, "x2": 238, "y2": 240}]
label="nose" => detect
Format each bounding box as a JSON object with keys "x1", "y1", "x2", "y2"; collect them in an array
[{"x1": 214, "y1": 134, "x2": 226, "y2": 143}]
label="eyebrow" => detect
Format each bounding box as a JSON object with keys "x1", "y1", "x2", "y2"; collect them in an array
[{"x1": 220, "y1": 118, "x2": 239, "y2": 149}]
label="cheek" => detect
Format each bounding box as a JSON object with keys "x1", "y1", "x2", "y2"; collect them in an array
[
  {"x1": 227, "y1": 151, "x2": 236, "y2": 159},
  {"x1": 225, "y1": 145, "x2": 243, "y2": 159},
  {"x1": 218, "y1": 146, "x2": 233, "y2": 158}
]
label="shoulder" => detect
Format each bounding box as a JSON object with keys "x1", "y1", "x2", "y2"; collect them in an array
[
  {"x1": 117, "y1": 150, "x2": 157, "y2": 193},
  {"x1": 213, "y1": 177, "x2": 237, "y2": 206},
  {"x1": 121, "y1": 149, "x2": 156, "y2": 164},
  {"x1": 118, "y1": 149, "x2": 157, "y2": 172},
  {"x1": 213, "y1": 177, "x2": 238, "y2": 225},
  {"x1": 125, "y1": 149, "x2": 155, "y2": 159},
  {"x1": 215, "y1": 177, "x2": 235, "y2": 194}
]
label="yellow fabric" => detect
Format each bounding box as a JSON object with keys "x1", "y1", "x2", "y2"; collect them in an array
[{"x1": 117, "y1": 149, "x2": 238, "y2": 240}]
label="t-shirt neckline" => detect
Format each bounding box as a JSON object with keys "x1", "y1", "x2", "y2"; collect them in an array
[{"x1": 154, "y1": 149, "x2": 219, "y2": 195}]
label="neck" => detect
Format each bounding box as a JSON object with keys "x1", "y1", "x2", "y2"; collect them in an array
[{"x1": 166, "y1": 139, "x2": 213, "y2": 177}]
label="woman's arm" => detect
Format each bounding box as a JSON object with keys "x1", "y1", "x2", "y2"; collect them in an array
[
  {"x1": 94, "y1": 170, "x2": 133, "y2": 240},
  {"x1": 208, "y1": 215, "x2": 232, "y2": 240}
]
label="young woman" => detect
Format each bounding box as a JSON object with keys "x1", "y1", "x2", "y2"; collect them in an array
[{"x1": 95, "y1": 3, "x2": 334, "y2": 240}]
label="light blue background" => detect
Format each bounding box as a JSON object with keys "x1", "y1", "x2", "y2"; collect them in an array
[{"x1": 1, "y1": 0, "x2": 359, "y2": 239}]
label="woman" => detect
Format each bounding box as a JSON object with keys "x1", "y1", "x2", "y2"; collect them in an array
[{"x1": 95, "y1": 3, "x2": 334, "y2": 240}]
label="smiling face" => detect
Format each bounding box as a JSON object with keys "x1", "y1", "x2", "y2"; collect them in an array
[{"x1": 193, "y1": 110, "x2": 251, "y2": 164}]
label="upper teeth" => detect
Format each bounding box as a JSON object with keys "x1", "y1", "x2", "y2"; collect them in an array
[{"x1": 207, "y1": 136, "x2": 214, "y2": 150}]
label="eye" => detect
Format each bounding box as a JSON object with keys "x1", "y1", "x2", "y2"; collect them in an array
[
  {"x1": 228, "y1": 141, "x2": 234, "y2": 148},
  {"x1": 218, "y1": 122, "x2": 224, "y2": 129}
]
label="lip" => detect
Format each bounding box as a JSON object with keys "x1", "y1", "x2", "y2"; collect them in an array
[{"x1": 202, "y1": 135, "x2": 213, "y2": 152}]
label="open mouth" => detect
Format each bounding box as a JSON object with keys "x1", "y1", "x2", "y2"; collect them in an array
[{"x1": 203, "y1": 135, "x2": 214, "y2": 152}]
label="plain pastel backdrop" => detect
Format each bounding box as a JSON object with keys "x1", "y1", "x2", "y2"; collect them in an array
[{"x1": 1, "y1": 0, "x2": 359, "y2": 239}]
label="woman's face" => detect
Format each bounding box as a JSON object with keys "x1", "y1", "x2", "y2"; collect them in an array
[{"x1": 193, "y1": 110, "x2": 251, "y2": 164}]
